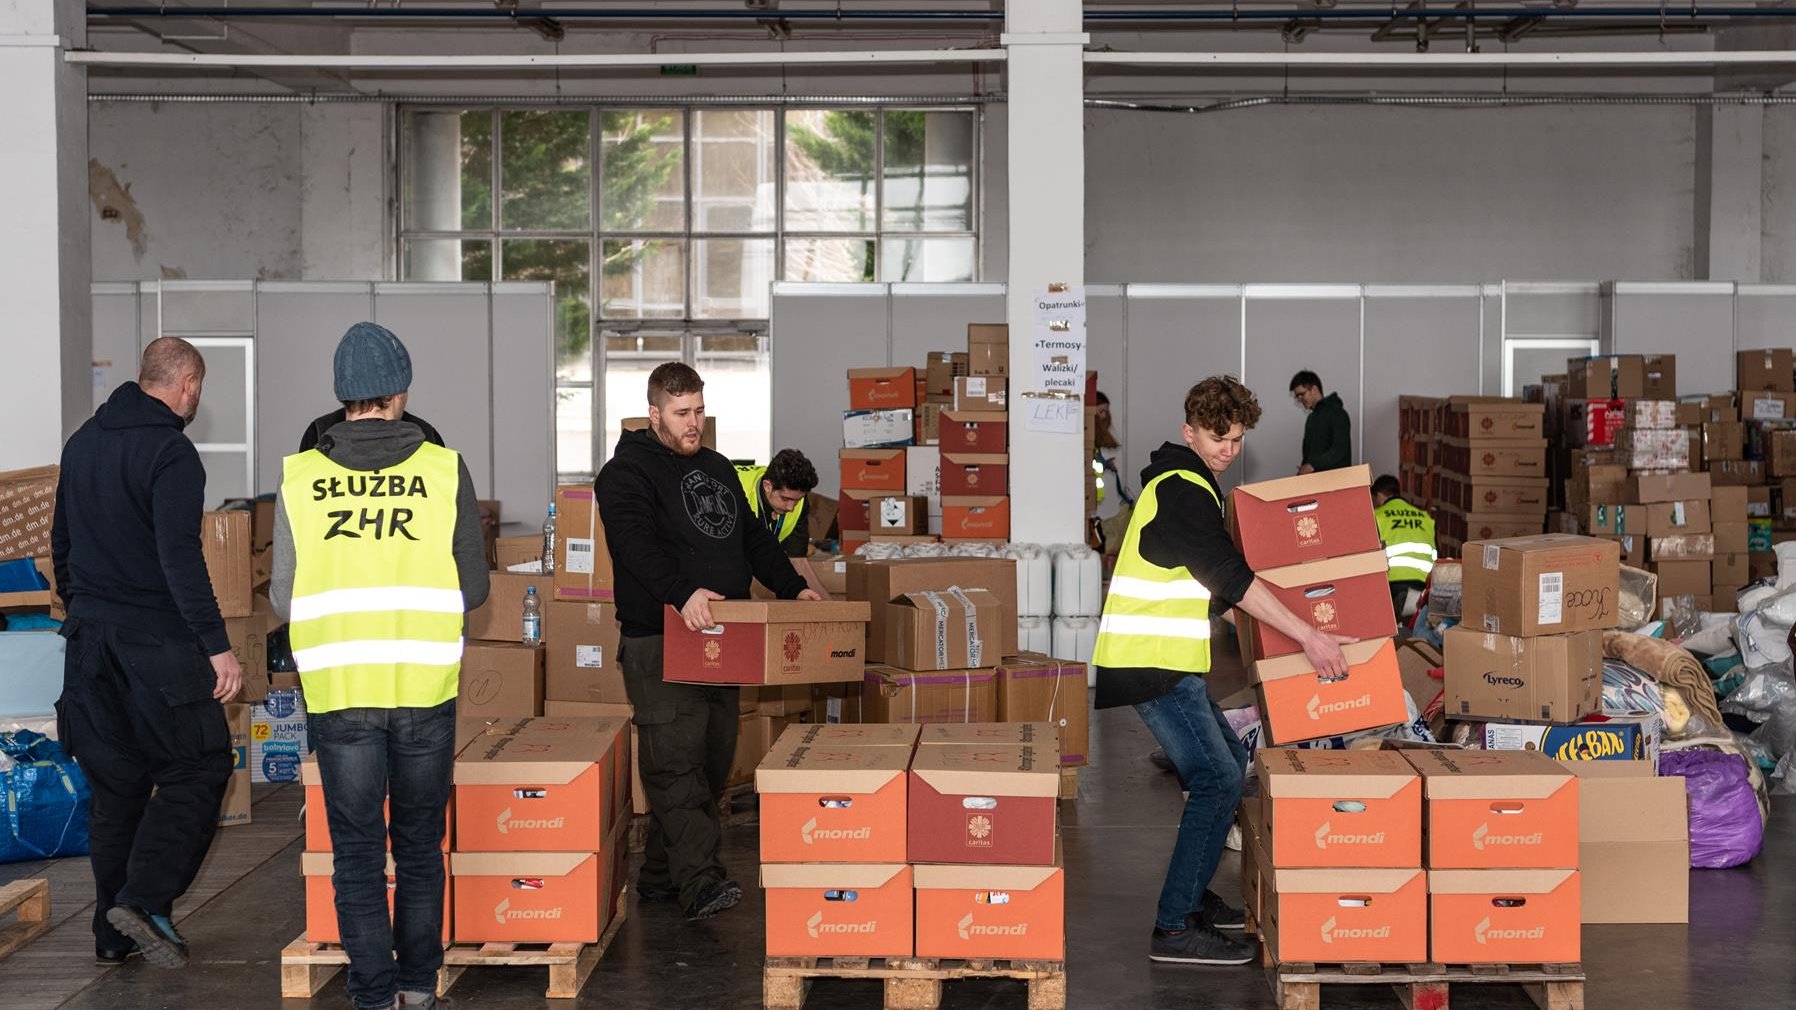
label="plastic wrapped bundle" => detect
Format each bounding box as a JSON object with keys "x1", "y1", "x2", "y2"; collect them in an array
[
  {"x1": 943, "y1": 541, "x2": 1000, "y2": 559},
  {"x1": 1735, "y1": 583, "x2": 1796, "y2": 668},
  {"x1": 905, "y1": 542, "x2": 951, "y2": 558},
  {"x1": 1660, "y1": 749, "x2": 1764, "y2": 868},
  {"x1": 1619, "y1": 565, "x2": 1657, "y2": 628}
]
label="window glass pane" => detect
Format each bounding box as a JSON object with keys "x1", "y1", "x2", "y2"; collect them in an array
[
  {"x1": 401, "y1": 109, "x2": 491, "y2": 231},
  {"x1": 783, "y1": 109, "x2": 876, "y2": 232},
  {"x1": 694, "y1": 110, "x2": 776, "y2": 233},
  {"x1": 555, "y1": 385, "x2": 593, "y2": 480},
  {"x1": 695, "y1": 333, "x2": 770, "y2": 464},
  {"x1": 602, "y1": 110, "x2": 686, "y2": 232},
  {"x1": 500, "y1": 110, "x2": 592, "y2": 231},
  {"x1": 602, "y1": 333, "x2": 684, "y2": 461},
  {"x1": 881, "y1": 110, "x2": 974, "y2": 232},
  {"x1": 402, "y1": 238, "x2": 491, "y2": 282},
  {"x1": 502, "y1": 239, "x2": 591, "y2": 381},
  {"x1": 784, "y1": 238, "x2": 875, "y2": 283},
  {"x1": 880, "y1": 237, "x2": 976, "y2": 283},
  {"x1": 601, "y1": 239, "x2": 686, "y2": 319},
  {"x1": 692, "y1": 239, "x2": 775, "y2": 320}
]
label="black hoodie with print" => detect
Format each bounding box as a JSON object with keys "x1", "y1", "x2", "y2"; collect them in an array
[{"x1": 598, "y1": 427, "x2": 807, "y2": 639}]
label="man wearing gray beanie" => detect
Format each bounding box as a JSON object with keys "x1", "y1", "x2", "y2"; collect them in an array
[
  {"x1": 270, "y1": 321, "x2": 489, "y2": 1010},
  {"x1": 297, "y1": 320, "x2": 445, "y2": 452}
]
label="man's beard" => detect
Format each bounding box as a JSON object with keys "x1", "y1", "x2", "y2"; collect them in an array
[{"x1": 653, "y1": 420, "x2": 700, "y2": 457}]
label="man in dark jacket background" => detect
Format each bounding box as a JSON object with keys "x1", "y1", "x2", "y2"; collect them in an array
[
  {"x1": 52, "y1": 336, "x2": 242, "y2": 970},
  {"x1": 1289, "y1": 370, "x2": 1353, "y2": 474},
  {"x1": 598, "y1": 362, "x2": 819, "y2": 922}
]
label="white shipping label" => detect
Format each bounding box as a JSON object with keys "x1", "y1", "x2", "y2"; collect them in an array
[
  {"x1": 826, "y1": 697, "x2": 843, "y2": 723},
  {"x1": 1483, "y1": 544, "x2": 1501, "y2": 570},
  {"x1": 967, "y1": 377, "x2": 987, "y2": 397},
  {"x1": 1538, "y1": 572, "x2": 1564, "y2": 625},
  {"x1": 1755, "y1": 397, "x2": 1785, "y2": 421},
  {"x1": 1670, "y1": 501, "x2": 1687, "y2": 527},
  {"x1": 576, "y1": 645, "x2": 605, "y2": 669},
  {"x1": 565, "y1": 538, "x2": 595, "y2": 574}
]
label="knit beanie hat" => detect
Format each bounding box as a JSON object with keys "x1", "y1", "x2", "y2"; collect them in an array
[{"x1": 333, "y1": 322, "x2": 412, "y2": 401}]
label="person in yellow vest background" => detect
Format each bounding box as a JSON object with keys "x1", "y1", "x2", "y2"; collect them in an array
[
  {"x1": 271, "y1": 322, "x2": 490, "y2": 1010},
  {"x1": 1372, "y1": 473, "x2": 1437, "y2": 622},
  {"x1": 735, "y1": 448, "x2": 818, "y2": 557},
  {"x1": 1093, "y1": 375, "x2": 1351, "y2": 969}
]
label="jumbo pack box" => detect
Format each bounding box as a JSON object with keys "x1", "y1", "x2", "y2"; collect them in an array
[
  {"x1": 1261, "y1": 868, "x2": 1429, "y2": 965},
  {"x1": 908, "y1": 744, "x2": 1058, "y2": 865},
  {"x1": 1567, "y1": 760, "x2": 1689, "y2": 924},
  {"x1": 552, "y1": 485, "x2": 612, "y2": 603},
  {"x1": 661, "y1": 600, "x2": 871, "y2": 686},
  {"x1": 1403, "y1": 749, "x2": 1578, "y2": 869},
  {"x1": 1255, "y1": 748, "x2": 1421, "y2": 868},
  {"x1": 217, "y1": 703, "x2": 252, "y2": 827},
  {"x1": 250, "y1": 688, "x2": 310, "y2": 784},
  {"x1": 1235, "y1": 552, "x2": 1396, "y2": 662},
  {"x1": 543, "y1": 600, "x2": 624, "y2": 705},
  {"x1": 849, "y1": 367, "x2": 918, "y2": 410},
  {"x1": 995, "y1": 656, "x2": 1089, "y2": 766},
  {"x1": 762, "y1": 864, "x2": 914, "y2": 957},
  {"x1": 0, "y1": 466, "x2": 57, "y2": 562},
  {"x1": 757, "y1": 743, "x2": 911, "y2": 863},
  {"x1": 884, "y1": 588, "x2": 1002, "y2": 672},
  {"x1": 1251, "y1": 638, "x2": 1409, "y2": 745},
  {"x1": 1460, "y1": 534, "x2": 1621, "y2": 637},
  {"x1": 458, "y1": 642, "x2": 544, "y2": 718},
  {"x1": 1428, "y1": 869, "x2": 1581, "y2": 963},
  {"x1": 862, "y1": 666, "x2": 998, "y2": 725},
  {"x1": 840, "y1": 449, "x2": 907, "y2": 493},
  {"x1": 452, "y1": 716, "x2": 629, "y2": 852},
  {"x1": 914, "y1": 861, "x2": 1065, "y2": 960},
  {"x1": 1441, "y1": 627, "x2": 1604, "y2": 723},
  {"x1": 1227, "y1": 465, "x2": 1381, "y2": 570}
]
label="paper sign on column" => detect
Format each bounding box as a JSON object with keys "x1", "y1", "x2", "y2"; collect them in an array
[
  {"x1": 1025, "y1": 399, "x2": 1082, "y2": 434},
  {"x1": 1030, "y1": 285, "x2": 1087, "y2": 399}
]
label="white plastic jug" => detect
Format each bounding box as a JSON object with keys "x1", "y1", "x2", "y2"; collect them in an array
[
  {"x1": 1051, "y1": 615, "x2": 1098, "y2": 665},
  {"x1": 1002, "y1": 543, "x2": 1054, "y2": 618},
  {"x1": 1052, "y1": 544, "x2": 1104, "y2": 618},
  {"x1": 1017, "y1": 615, "x2": 1053, "y2": 656}
]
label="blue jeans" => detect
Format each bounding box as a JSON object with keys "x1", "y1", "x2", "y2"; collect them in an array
[
  {"x1": 309, "y1": 700, "x2": 456, "y2": 1010},
  {"x1": 1133, "y1": 675, "x2": 1248, "y2": 932}
]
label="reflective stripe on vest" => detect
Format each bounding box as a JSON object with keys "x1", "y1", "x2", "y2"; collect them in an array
[
  {"x1": 1375, "y1": 499, "x2": 1437, "y2": 583},
  {"x1": 282, "y1": 442, "x2": 465, "y2": 714},
  {"x1": 1092, "y1": 470, "x2": 1217, "y2": 674},
  {"x1": 736, "y1": 463, "x2": 805, "y2": 543}
]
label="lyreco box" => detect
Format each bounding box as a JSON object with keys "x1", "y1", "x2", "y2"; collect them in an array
[
  {"x1": 762, "y1": 863, "x2": 914, "y2": 958},
  {"x1": 1256, "y1": 748, "x2": 1422, "y2": 868},
  {"x1": 939, "y1": 411, "x2": 1009, "y2": 455},
  {"x1": 756, "y1": 744, "x2": 910, "y2": 863},
  {"x1": 1236, "y1": 551, "x2": 1397, "y2": 662},
  {"x1": 840, "y1": 449, "x2": 907, "y2": 493},
  {"x1": 914, "y1": 862, "x2": 1065, "y2": 960},
  {"x1": 848, "y1": 556, "x2": 1018, "y2": 662},
  {"x1": 661, "y1": 600, "x2": 871, "y2": 686},
  {"x1": 907, "y1": 744, "x2": 1058, "y2": 865},
  {"x1": 1460, "y1": 534, "x2": 1621, "y2": 637},
  {"x1": 451, "y1": 850, "x2": 611, "y2": 944},
  {"x1": 303, "y1": 852, "x2": 451, "y2": 945},
  {"x1": 1261, "y1": 868, "x2": 1429, "y2": 965},
  {"x1": 1441, "y1": 627, "x2": 1604, "y2": 723},
  {"x1": 939, "y1": 453, "x2": 1009, "y2": 497},
  {"x1": 1403, "y1": 749, "x2": 1578, "y2": 869},
  {"x1": 1251, "y1": 638, "x2": 1409, "y2": 745},
  {"x1": 849, "y1": 367, "x2": 918, "y2": 410},
  {"x1": 1428, "y1": 869, "x2": 1582, "y2": 964},
  {"x1": 885, "y1": 588, "x2": 1002, "y2": 672},
  {"x1": 1227, "y1": 465, "x2": 1381, "y2": 570},
  {"x1": 941, "y1": 496, "x2": 1011, "y2": 541},
  {"x1": 552, "y1": 485, "x2": 613, "y2": 603},
  {"x1": 452, "y1": 717, "x2": 627, "y2": 852}
]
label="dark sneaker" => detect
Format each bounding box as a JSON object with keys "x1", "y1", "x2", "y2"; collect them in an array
[
  {"x1": 1196, "y1": 890, "x2": 1246, "y2": 931},
  {"x1": 684, "y1": 879, "x2": 743, "y2": 921},
  {"x1": 1149, "y1": 749, "x2": 1176, "y2": 773},
  {"x1": 635, "y1": 880, "x2": 679, "y2": 903},
  {"x1": 95, "y1": 941, "x2": 141, "y2": 966},
  {"x1": 1149, "y1": 924, "x2": 1256, "y2": 965},
  {"x1": 399, "y1": 992, "x2": 446, "y2": 1009},
  {"x1": 104, "y1": 906, "x2": 189, "y2": 969}
]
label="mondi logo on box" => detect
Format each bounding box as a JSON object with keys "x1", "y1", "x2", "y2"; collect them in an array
[
  {"x1": 1307, "y1": 693, "x2": 1373, "y2": 721},
  {"x1": 493, "y1": 899, "x2": 562, "y2": 925},
  {"x1": 1320, "y1": 916, "x2": 1390, "y2": 944},
  {"x1": 957, "y1": 913, "x2": 1028, "y2": 940},
  {"x1": 1471, "y1": 823, "x2": 1544, "y2": 851},
  {"x1": 801, "y1": 817, "x2": 871, "y2": 846},
  {"x1": 1474, "y1": 916, "x2": 1545, "y2": 944},
  {"x1": 806, "y1": 911, "x2": 878, "y2": 938},
  {"x1": 496, "y1": 807, "x2": 566, "y2": 835},
  {"x1": 1313, "y1": 820, "x2": 1385, "y2": 849}
]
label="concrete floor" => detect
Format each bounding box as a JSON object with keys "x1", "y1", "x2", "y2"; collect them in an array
[{"x1": 1, "y1": 701, "x2": 1791, "y2": 1009}]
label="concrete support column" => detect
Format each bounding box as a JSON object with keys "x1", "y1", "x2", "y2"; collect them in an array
[
  {"x1": 0, "y1": 0, "x2": 91, "y2": 467},
  {"x1": 1004, "y1": 0, "x2": 1088, "y2": 545},
  {"x1": 1695, "y1": 104, "x2": 1764, "y2": 282},
  {"x1": 404, "y1": 110, "x2": 464, "y2": 281}
]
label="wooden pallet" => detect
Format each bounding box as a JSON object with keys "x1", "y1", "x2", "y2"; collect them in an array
[
  {"x1": 1266, "y1": 959, "x2": 1585, "y2": 1010},
  {"x1": 764, "y1": 955, "x2": 1066, "y2": 1010},
  {"x1": 0, "y1": 879, "x2": 51, "y2": 961},
  {"x1": 281, "y1": 896, "x2": 627, "y2": 999}
]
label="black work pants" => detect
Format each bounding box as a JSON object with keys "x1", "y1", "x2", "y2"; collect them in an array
[
  {"x1": 56, "y1": 617, "x2": 233, "y2": 947},
  {"x1": 620, "y1": 634, "x2": 738, "y2": 909}
]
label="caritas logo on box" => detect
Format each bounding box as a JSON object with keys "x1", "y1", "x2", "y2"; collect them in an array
[
  {"x1": 1306, "y1": 693, "x2": 1373, "y2": 721},
  {"x1": 965, "y1": 813, "x2": 995, "y2": 848},
  {"x1": 1471, "y1": 823, "x2": 1543, "y2": 851},
  {"x1": 493, "y1": 899, "x2": 562, "y2": 925},
  {"x1": 1292, "y1": 514, "x2": 1323, "y2": 547},
  {"x1": 806, "y1": 911, "x2": 877, "y2": 938}
]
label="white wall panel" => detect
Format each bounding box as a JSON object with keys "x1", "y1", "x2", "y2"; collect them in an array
[
  {"x1": 770, "y1": 283, "x2": 888, "y2": 497},
  {"x1": 491, "y1": 283, "x2": 555, "y2": 526},
  {"x1": 1735, "y1": 286, "x2": 1796, "y2": 358},
  {"x1": 1607, "y1": 283, "x2": 1736, "y2": 397},
  {"x1": 1243, "y1": 288, "x2": 1362, "y2": 485},
  {"x1": 890, "y1": 284, "x2": 1005, "y2": 372},
  {"x1": 90, "y1": 285, "x2": 141, "y2": 409},
  {"x1": 1123, "y1": 286, "x2": 1243, "y2": 494},
  {"x1": 1363, "y1": 287, "x2": 1485, "y2": 484}
]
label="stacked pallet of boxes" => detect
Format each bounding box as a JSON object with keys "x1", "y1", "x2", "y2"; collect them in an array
[
  {"x1": 843, "y1": 366, "x2": 932, "y2": 556},
  {"x1": 1396, "y1": 395, "x2": 1446, "y2": 509},
  {"x1": 206, "y1": 506, "x2": 286, "y2": 820},
  {"x1": 941, "y1": 323, "x2": 1012, "y2": 546},
  {"x1": 1738, "y1": 348, "x2": 1794, "y2": 588},
  {"x1": 1434, "y1": 398, "x2": 1549, "y2": 558}
]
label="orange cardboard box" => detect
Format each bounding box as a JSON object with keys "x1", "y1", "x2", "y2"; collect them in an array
[
  {"x1": 840, "y1": 449, "x2": 907, "y2": 493},
  {"x1": 453, "y1": 717, "x2": 628, "y2": 852},
  {"x1": 941, "y1": 496, "x2": 1011, "y2": 541},
  {"x1": 661, "y1": 600, "x2": 871, "y2": 686},
  {"x1": 940, "y1": 411, "x2": 1009, "y2": 455},
  {"x1": 1227, "y1": 465, "x2": 1381, "y2": 570},
  {"x1": 762, "y1": 863, "x2": 914, "y2": 958},
  {"x1": 301, "y1": 756, "x2": 453, "y2": 853},
  {"x1": 1261, "y1": 868, "x2": 1429, "y2": 964},
  {"x1": 1404, "y1": 749, "x2": 1579, "y2": 869},
  {"x1": 451, "y1": 849, "x2": 611, "y2": 944},
  {"x1": 1251, "y1": 638, "x2": 1409, "y2": 745},
  {"x1": 914, "y1": 862, "x2": 1065, "y2": 960},
  {"x1": 769, "y1": 722, "x2": 921, "y2": 751},
  {"x1": 757, "y1": 744, "x2": 911, "y2": 863},
  {"x1": 1428, "y1": 869, "x2": 1582, "y2": 963},
  {"x1": 302, "y1": 852, "x2": 450, "y2": 945},
  {"x1": 918, "y1": 722, "x2": 1057, "y2": 748},
  {"x1": 849, "y1": 367, "x2": 918, "y2": 411},
  {"x1": 939, "y1": 453, "x2": 1009, "y2": 497},
  {"x1": 1256, "y1": 748, "x2": 1421, "y2": 868},
  {"x1": 908, "y1": 744, "x2": 1058, "y2": 866}
]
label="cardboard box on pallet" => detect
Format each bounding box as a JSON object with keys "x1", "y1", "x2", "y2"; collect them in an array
[
  {"x1": 1403, "y1": 749, "x2": 1579, "y2": 869},
  {"x1": 995, "y1": 656, "x2": 1089, "y2": 767},
  {"x1": 756, "y1": 743, "x2": 911, "y2": 863},
  {"x1": 762, "y1": 863, "x2": 915, "y2": 957},
  {"x1": 1429, "y1": 869, "x2": 1582, "y2": 964},
  {"x1": 552, "y1": 485, "x2": 613, "y2": 603},
  {"x1": 661, "y1": 600, "x2": 870, "y2": 686},
  {"x1": 453, "y1": 716, "x2": 629, "y2": 852},
  {"x1": 908, "y1": 744, "x2": 1059, "y2": 865},
  {"x1": 305, "y1": 852, "x2": 451, "y2": 945},
  {"x1": 771, "y1": 723, "x2": 921, "y2": 751},
  {"x1": 1235, "y1": 552, "x2": 1396, "y2": 662},
  {"x1": 1568, "y1": 355, "x2": 1646, "y2": 400},
  {"x1": 1227, "y1": 465, "x2": 1381, "y2": 570},
  {"x1": 914, "y1": 860, "x2": 1066, "y2": 960},
  {"x1": 1460, "y1": 534, "x2": 1621, "y2": 637},
  {"x1": 839, "y1": 449, "x2": 907, "y2": 493},
  {"x1": 544, "y1": 700, "x2": 646, "y2": 817},
  {"x1": 1262, "y1": 868, "x2": 1430, "y2": 965},
  {"x1": 862, "y1": 666, "x2": 998, "y2": 724},
  {"x1": 543, "y1": 600, "x2": 625, "y2": 704},
  {"x1": 848, "y1": 367, "x2": 917, "y2": 410},
  {"x1": 453, "y1": 841, "x2": 623, "y2": 944},
  {"x1": 1442, "y1": 627, "x2": 1604, "y2": 723},
  {"x1": 1567, "y1": 760, "x2": 1689, "y2": 924},
  {"x1": 1255, "y1": 748, "x2": 1421, "y2": 868},
  {"x1": 217, "y1": 703, "x2": 252, "y2": 827}
]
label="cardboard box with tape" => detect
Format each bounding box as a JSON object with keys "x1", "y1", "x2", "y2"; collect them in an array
[
  {"x1": 1441, "y1": 627, "x2": 1604, "y2": 723},
  {"x1": 848, "y1": 556, "x2": 1018, "y2": 661},
  {"x1": 543, "y1": 600, "x2": 624, "y2": 704},
  {"x1": 551, "y1": 485, "x2": 613, "y2": 603},
  {"x1": 995, "y1": 656, "x2": 1088, "y2": 766},
  {"x1": 862, "y1": 666, "x2": 998, "y2": 725},
  {"x1": 883, "y1": 588, "x2": 1001, "y2": 672},
  {"x1": 1460, "y1": 534, "x2": 1621, "y2": 637}
]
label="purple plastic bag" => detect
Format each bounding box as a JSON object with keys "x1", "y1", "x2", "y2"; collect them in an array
[{"x1": 1659, "y1": 749, "x2": 1764, "y2": 869}]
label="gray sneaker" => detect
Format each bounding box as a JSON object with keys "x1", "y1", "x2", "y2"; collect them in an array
[{"x1": 1149, "y1": 924, "x2": 1256, "y2": 965}]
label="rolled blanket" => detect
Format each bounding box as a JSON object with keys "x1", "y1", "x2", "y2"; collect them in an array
[{"x1": 1603, "y1": 631, "x2": 1724, "y2": 730}]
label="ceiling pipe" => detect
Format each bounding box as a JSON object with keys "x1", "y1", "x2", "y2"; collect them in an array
[
  {"x1": 66, "y1": 49, "x2": 1006, "y2": 69},
  {"x1": 1088, "y1": 93, "x2": 1796, "y2": 113}
]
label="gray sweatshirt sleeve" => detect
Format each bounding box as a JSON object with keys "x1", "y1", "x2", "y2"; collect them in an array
[
  {"x1": 271, "y1": 489, "x2": 295, "y2": 621},
  {"x1": 455, "y1": 459, "x2": 491, "y2": 611}
]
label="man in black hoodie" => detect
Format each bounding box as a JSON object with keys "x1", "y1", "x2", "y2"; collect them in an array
[
  {"x1": 598, "y1": 362, "x2": 818, "y2": 921},
  {"x1": 1290, "y1": 370, "x2": 1353, "y2": 474},
  {"x1": 52, "y1": 337, "x2": 242, "y2": 970}
]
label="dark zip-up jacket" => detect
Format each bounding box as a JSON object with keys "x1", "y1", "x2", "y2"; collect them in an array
[{"x1": 1302, "y1": 392, "x2": 1353, "y2": 471}]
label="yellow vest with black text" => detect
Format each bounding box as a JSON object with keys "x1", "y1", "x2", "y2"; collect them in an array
[
  {"x1": 1375, "y1": 498, "x2": 1437, "y2": 584},
  {"x1": 1092, "y1": 470, "x2": 1216, "y2": 674},
  {"x1": 281, "y1": 442, "x2": 465, "y2": 714},
  {"x1": 736, "y1": 464, "x2": 806, "y2": 544}
]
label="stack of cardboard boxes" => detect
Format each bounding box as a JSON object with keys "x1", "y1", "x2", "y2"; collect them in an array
[
  {"x1": 1396, "y1": 395, "x2": 1445, "y2": 512},
  {"x1": 1739, "y1": 348, "x2": 1794, "y2": 587},
  {"x1": 1433, "y1": 399, "x2": 1549, "y2": 556},
  {"x1": 942, "y1": 323, "x2": 1011, "y2": 545}
]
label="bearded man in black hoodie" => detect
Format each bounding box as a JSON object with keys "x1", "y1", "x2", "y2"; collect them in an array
[{"x1": 598, "y1": 362, "x2": 819, "y2": 921}]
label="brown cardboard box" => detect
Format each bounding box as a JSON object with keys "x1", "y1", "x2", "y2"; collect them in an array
[
  {"x1": 1751, "y1": 551, "x2": 1779, "y2": 581},
  {"x1": 1439, "y1": 439, "x2": 1549, "y2": 479},
  {"x1": 543, "y1": 600, "x2": 624, "y2": 704},
  {"x1": 661, "y1": 600, "x2": 871, "y2": 686},
  {"x1": 848, "y1": 557, "x2": 1018, "y2": 662},
  {"x1": 1738, "y1": 348, "x2": 1795, "y2": 392},
  {"x1": 871, "y1": 495, "x2": 929, "y2": 536},
  {"x1": 203, "y1": 510, "x2": 254, "y2": 619},
  {"x1": 225, "y1": 595, "x2": 276, "y2": 705},
  {"x1": 543, "y1": 700, "x2": 646, "y2": 815},
  {"x1": 1714, "y1": 522, "x2": 1749, "y2": 555},
  {"x1": 1603, "y1": 534, "x2": 1649, "y2": 567},
  {"x1": 915, "y1": 403, "x2": 945, "y2": 446},
  {"x1": 466, "y1": 572, "x2": 542, "y2": 643},
  {"x1": 1449, "y1": 401, "x2": 1547, "y2": 441},
  {"x1": 1442, "y1": 627, "x2": 1604, "y2": 723},
  {"x1": 1748, "y1": 485, "x2": 1773, "y2": 517},
  {"x1": 810, "y1": 681, "x2": 863, "y2": 724},
  {"x1": 459, "y1": 642, "x2": 544, "y2": 718},
  {"x1": 885, "y1": 588, "x2": 1002, "y2": 672},
  {"x1": 967, "y1": 323, "x2": 1008, "y2": 377},
  {"x1": 953, "y1": 375, "x2": 1008, "y2": 412},
  {"x1": 552, "y1": 485, "x2": 613, "y2": 603},
  {"x1": 1714, "y1": 553, "x2": 1751, "y2": 589},
  {"x1": 1676, "y1": 402, "x2": 1703, "y2": 427},
  {"x1": 1642, "y1": 354, "x2": 1677, "y2": 399},
  {"x1": 1655, "y1": 559, "x2": 1711, "y2": 599},
  {"x1": 862, "y1": 665, "x2": 998, "y2": 724},
  {"x1": 1464, "y1": 480, "x2": 1550, "y2": 516},
  {"x1": 494, "y1": 535, "x2": 541, "y2": 571},
  {"x1": 1704, "y1": 422, "x2": 1745, "y2": 463},
  {"x1": 1649, "y1": 534, "x2": 1715, "y2": 561},
  {"x1": 1710, "y1": 485, "x2": 1749, "y2": 523},
  {"x1": 217, "y1": 702, "x2": 252, "y2": 827},
  {"x1": 1461, "y1": 534, "x2": 1621, "y2": 636},
  {"x1": 0, "y1": 466, "x2": 57, "y2": 564},
  {"x1": 1709, "y1": 459, "x2": 1767, "y2": 486},
  {"x1": 750, "y1": 684, "x2": 815, "y2": 718},
  {"x1": 1566, "y1": 760, "x2": 1689, "y2": 923},
  {"x1": 925, "y1": 351, "x2": 967, "y2": 396},
  {"x1": 1629, "y1": 472, "x2": 1710, "y2": 504},
  {"x1": 1584, "y1": 502, "x2": 1641, "y2": 538},
  {"x1": 1568, "y1": 355, "x2": 1646, "y2": 399},
  {"x1": 1739, "y1": 390, "x2": 1796, "y2": 422},
  {"x1": 623, "y1": 415, "x2": 716, "y2": 449},
  {"x1": 996, "y1": 655, "x2": 1089, "y2": 766},
  {"x1": 1771, "y1": 430, "x2": 1796, "y2": 478},
  {"x1": 1644, "y1": 500, "x2": 1711, "y2": 536}
]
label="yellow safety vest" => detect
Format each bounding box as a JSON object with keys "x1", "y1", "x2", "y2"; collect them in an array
[
  {"x1": 736, "y1": 464, "x2": 806, "y2": 544},
  {"x1": 1092, "y1": 470, "x2": 1216, "y2": 674},
  {"x1": 281, "y1": 442, "x2": 465, "y2": 714},
  {"x1": 1375, "y1": 498, "x2": 1437, "y2": 584}
]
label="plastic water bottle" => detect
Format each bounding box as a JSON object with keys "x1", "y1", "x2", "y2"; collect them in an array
[
  {"x1": 521, "y1": 585, "x2": 543, "y2": 645},
  {"x1": 541, "y1": 504, "x2": 558, "y2": 575}
]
